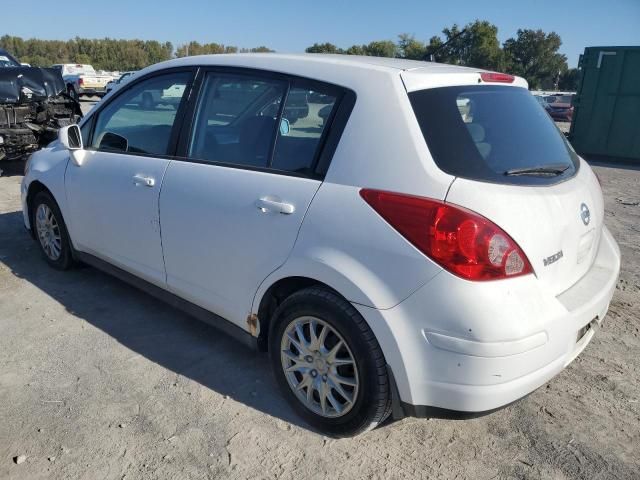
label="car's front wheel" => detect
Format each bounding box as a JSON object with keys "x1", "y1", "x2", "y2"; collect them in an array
[
  {"x1": 67, "y1": 85, "x2": 79, "y2": 102},
  {"x1": 31, "y1": 191, "x2": 74, "y2": 270},
  {"x1": 269, "y1": 287, "x2": 391, "y2": 437}
]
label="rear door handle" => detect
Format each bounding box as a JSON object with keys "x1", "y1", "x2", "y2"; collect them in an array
[
  {"x1": 255, "y1": 197, "x2": 295, "y2": 215},
  {"x1": 132, "y1": 175, "x2": 155, "y2": 187}
]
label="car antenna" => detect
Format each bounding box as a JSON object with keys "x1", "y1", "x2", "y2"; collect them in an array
[{"x1": 423, "y1": 28, "x2": 467, "y2": 62}]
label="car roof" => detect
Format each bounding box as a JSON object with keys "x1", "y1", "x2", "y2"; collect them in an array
[
  {"x1": 134, "y1": 52, "x2": 528, "y2": 95},
  {"x1": 146, "y1": 52, "x2": 486, "y2": 76}
]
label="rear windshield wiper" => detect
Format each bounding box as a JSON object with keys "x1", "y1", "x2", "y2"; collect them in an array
[{"x1": 504, "y1": 164, "x2": 570, "y2": 176}]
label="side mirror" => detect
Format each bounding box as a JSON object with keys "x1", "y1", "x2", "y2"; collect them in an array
[
  {"x1": 98, "y1": 132, "x2": 128, "y2": 152},
  {"x1": 59, "y1": 124, "x2": 86, "y2": 166},
  {"x1": 59, "y1": 124, "x2": 83, "y2": 150},
  {"x1": 279, "y1": 118, "x2": 290, "y2": 136}
]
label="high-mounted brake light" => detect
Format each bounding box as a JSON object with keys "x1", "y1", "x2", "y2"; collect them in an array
[
  {"x1": 480, "y1": 72, "x2": 515, "y2": 83},
  {"x1": 360, "y1": 189, "x2": 533, "y2": 281}
]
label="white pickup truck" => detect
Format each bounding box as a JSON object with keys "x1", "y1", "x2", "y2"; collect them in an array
[{"x1": 52, "y1": 64, "x2": 115, "y2": 100}]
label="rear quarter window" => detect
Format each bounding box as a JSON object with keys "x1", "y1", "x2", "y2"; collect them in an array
[{"x1": 409, "y1": 85, "x2": 579, "y2": 185}]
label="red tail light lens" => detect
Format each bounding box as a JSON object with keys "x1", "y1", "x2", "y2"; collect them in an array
[
  {"x1": 480, "y1": 72, "x2": 515, "y2": 83},
  {"x1": 78, "y1": 77, "x2": 84, "y2": 85},
  {"x1": 360, "y1": 189, "x2": 533, "y2": 281}
]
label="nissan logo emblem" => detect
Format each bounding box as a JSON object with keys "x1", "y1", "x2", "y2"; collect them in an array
[{"x1": 580, "y1": 203, "x2": 591, "y2": 226}]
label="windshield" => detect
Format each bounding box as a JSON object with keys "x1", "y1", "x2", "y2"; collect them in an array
[
  {"x1": 408, "y1": 85, "x2": 579, "y2": 185},
  {"x1": 0, "y1": 52, "x2": 20, "y2": 68}
]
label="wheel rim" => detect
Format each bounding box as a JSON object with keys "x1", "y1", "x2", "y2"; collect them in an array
[
  {"x1": 280, "y1": 316, "x2": 359, "y2": 418},
  {"x1": 35, "y1": 204, "x2": 62, "y2": 261}
]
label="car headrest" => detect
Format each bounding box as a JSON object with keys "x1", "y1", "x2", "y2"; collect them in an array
[
  {"x1": 240, "y1": 116, "x2": 276, "y2": 144},
  {"x1": 466, "y1": 123, "x2": 486, "y2": 143}
]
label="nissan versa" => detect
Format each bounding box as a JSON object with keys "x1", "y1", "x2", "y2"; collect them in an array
[{"x1": 21, "y1": 54, "x2": 620, "y2": 437}]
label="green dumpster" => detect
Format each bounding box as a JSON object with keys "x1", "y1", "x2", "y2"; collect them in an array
[{"x1": 570, "y1": 46, "x2": 640, "y2": 161}]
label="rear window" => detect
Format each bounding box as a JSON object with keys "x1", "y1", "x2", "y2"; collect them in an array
[{"x1": 409, "y1": 85, "x2": 579, "y2": 185}]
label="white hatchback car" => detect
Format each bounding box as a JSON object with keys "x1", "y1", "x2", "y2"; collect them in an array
[{"x1": 21, "y1": 54, "x2": 620, "y2": 437}]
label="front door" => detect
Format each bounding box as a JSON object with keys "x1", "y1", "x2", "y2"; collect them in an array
[{"x1": 65, "y1": 70, "x2": 193, "y2": 286}]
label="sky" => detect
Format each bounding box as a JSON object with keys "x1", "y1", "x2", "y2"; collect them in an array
[{"x1": 3, "y1": 0, "x2": 639, "y2": 67}]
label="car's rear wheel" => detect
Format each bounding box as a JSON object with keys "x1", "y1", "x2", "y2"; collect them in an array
[
  {"x1": 269, "y1": 287, "x2": 391, "y2": 437},
  {"x1": 32, "y1": 191, "x2": 74, "y2": 270}
]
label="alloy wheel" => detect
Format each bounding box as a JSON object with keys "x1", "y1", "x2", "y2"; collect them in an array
[
  {"x1": 35, "y1": 203, "x2": 62, "y2": 261},
  {"x1": 280, "y1": 316, "x2": 359, "y2": 418}
]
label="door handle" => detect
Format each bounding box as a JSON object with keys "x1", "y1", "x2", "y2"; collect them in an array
[
  {"x1": 255, "y1": 197, "x2": 295, "y2": 215},
  {"x1": 132, "y1": 175, "x2": 155, "y2": 187}
]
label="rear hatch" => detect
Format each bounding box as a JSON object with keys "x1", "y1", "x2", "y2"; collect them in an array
[{"x1": 404, "y1": 75, "x2": 603, "y2": 295}]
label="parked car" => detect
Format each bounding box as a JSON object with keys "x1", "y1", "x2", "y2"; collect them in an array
[
  {"x1": 22, "y1": 54, "x2": 620, "y2": 437},
  {"x1": 52, "y1": 63, "x2": 114, "y2": 100},
  {"x1": 105, "y1": 71, "x2": 136, "y2": 94},
  {"x1": 534, "y1": 95, "x2": 553, "y2": 114},
  {"x1": 0, "y1": 49, "x2": 81, "y2": 161},
  {"x1": 0, "y1": 49, "x2": 20, "y2": 67},
  {"x1": 547, "y1": 94, "x2": 575, "y2": 122}
]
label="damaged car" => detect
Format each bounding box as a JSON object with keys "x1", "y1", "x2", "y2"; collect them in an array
[{"x1": 0, "y1": 49, "x2": 82, "y2": 161}]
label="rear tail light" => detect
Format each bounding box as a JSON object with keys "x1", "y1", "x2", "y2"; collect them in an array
[
  {"x1": 480, "y1": 72, "x2": 515, "y2": 83},
  {"x1": 78, "y1": 78, "x2": 84, "y2": 85},
  {"x1": 360, "y1": 189, "x2": 533, "y2": 281}
]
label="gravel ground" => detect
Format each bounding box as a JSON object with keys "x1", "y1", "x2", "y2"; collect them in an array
[{"x1": 0, "y1": 108, "x2": 639, "y2": 479}]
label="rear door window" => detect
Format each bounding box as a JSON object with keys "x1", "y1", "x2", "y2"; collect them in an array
[
  {"x1": 187, "y1": 73, "x2": 342, "y2": 176},
  {"x1": 409, "y1": 85, "x2": 579, "y2": 185},
  {"x1": 188, "y1": 73, "x2": 287, "y2": 168},
  {"x1": 271, "y1": 84, "x2": 338, "y2": 175}
]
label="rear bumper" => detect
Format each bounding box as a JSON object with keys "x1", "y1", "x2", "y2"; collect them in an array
[
  {"x1": 356, "y1": 226, "x2": 620, "y2": 415},
  {"x1": 78, "y1": 87, "x2": 106, "y2": 95},
  {"x1": 550, "y1": 111, "x2": 572, "y2": 122}
]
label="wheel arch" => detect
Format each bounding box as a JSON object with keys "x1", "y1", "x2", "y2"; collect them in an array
[
  {"x1": 255, "y1": 275, "x2": 343, "y2": 351},
  {"x1": 252, "y1": 257, "x2": 389, "y2": 352}
]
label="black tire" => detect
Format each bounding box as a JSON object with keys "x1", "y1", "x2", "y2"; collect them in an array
[
  {"x1": 269, "y1": 287, "x2": 391, "y2": 437},
  {"x1": 67, "y1": 85, "x2": 79, "y2": 102},
  {"x1": 31, "y1": 191, "x2": 74, "y2": 270}
]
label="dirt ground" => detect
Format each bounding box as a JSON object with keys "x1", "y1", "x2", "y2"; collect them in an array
[{"x1": 0, "y1": 108, "x2": 639, "y2": 479}]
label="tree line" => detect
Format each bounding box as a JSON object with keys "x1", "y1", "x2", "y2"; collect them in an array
[
  {"x1": 1, "y1": 20, "x2": 579, "y2": 90},
  {"x1": 0, "y1": 35, "x2": 174, "y2": 71},
  {"x1": 0, "y1": 36, "x2": 272, "y2": 71},
  {"x1": 306, "y1": 21, "x2": 579, "y2": 90}
]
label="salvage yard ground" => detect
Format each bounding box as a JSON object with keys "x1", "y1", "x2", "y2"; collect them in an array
[{"x1": 0, "y1": 99, "x2": 639, "y2": 479}]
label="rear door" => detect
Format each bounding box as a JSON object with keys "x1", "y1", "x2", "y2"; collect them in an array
[
  {"x1": 159, "y1": 70, "x2": 343, "y2": 327},
  {"x1": 407, "y1": 81, "x2": 603, "y2": 295}
]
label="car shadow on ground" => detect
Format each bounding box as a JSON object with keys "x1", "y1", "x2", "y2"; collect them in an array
[
  {"x1": 583, "y1": 154, "x2": 640, "y2": 171},
  {"x1": 0, "y1": 209, "x2": 318, "y2": 432}
]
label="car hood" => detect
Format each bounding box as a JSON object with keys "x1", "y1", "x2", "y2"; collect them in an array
[{"x1": 0, "y1": 67, "x2": 66, "y2": 104}]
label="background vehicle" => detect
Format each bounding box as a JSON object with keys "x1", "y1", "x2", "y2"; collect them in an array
[
  {"x1": 21, "y1": 55, "x2": 619, "y2": 436},
  {"x1": 0, "y1": 49, "x2": 20, "y2": 67},
  {"x1": 52, "y1": 63, "x2": 114, "y2": 100},
  {"x1": 547, "y1": 94, "x2": 575, "y2": 121},
  {"x1": 0, "y1": 49, "x2": 81, "y2": 161},
  {"x1": 534, "y1": 94, "x2": 553, "y2": 114},
  {"x1": 105, "y1": 71, "x2": 137, "y2": 94}
]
